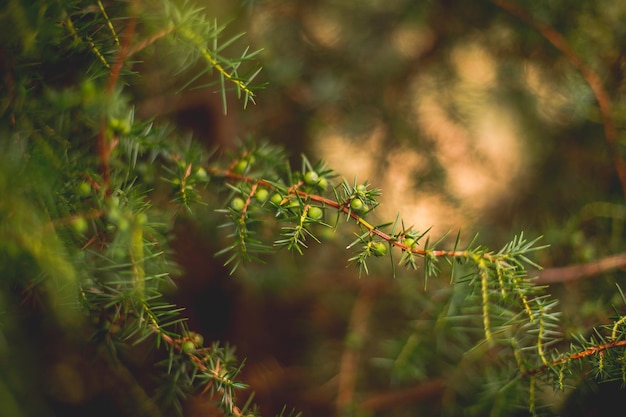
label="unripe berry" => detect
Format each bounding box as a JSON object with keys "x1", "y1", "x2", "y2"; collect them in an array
[
  {"x1": 304, "y1": 171, "x2": 319, "y2": 185},
  {"x1": 231, "y1": 197, "x2": 245, "y2": 211},
  {"x1": 72, "y1": 216, "x2": 88, "y2": 234},
  {"x1": 350, "y1": 198, "x2": 365, "y2": 212},
  {"x1": 371, "y1": 242, "x2": 387, "y2": 257},
  {"x1": 78, "y1": 181, "x2": 91, "y2": 197},
  {"x1": 317, "y1": 177, "x2": 328, "y2": 190},
  {"x1": 234, "y1": 159, "x2": 251, "y2": 173},
  {"x1": 109, "y1": 196, "x2": 120, "y2": 209},
  {"x1": 135, "y1": 212, "x2": 148, "y2": 225},
  {"x1": 271, "y1": 193, "x2": 283, "y2": 205},
  {"x1": 181, "y1": 340, "x2": 196, "y2": 354},
  {"x1": 307, "y1": 206, "x2": 323, "y2": 220},
  {"x1": 403, "y1": 237, "x2": 417, "y2": 249},
  {"x1": 255, "y1": 188, "x2": 269, "y2": 203},
  {"x1": 285, "y1": 200, "x2": 301, "y2": 209},
  {"x1": 189, "y1": 332, "x2": 204, "y2": 347},
  {"x1": 234, "y1": 160, "x2": 246, "y2": 173},
  {"x1": 116, "y1": 217, "x2": 130, "y2": 232},
  {"x1": 108, "y1": 117, "x2": 131, "y2": 136},
  {"x1": 195, "y1": 167, "x2": 209, "y2": 181}
]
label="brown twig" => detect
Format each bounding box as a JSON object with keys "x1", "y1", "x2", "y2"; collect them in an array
[
  {"x1": 126, "y1": 25, "x2": 175, "y2": 58},
  {"x1": 492, "y1": 0, "x2": 626, "y2": 198},
  {"x1": 98, "y1": 11, "x2": 137, "y2": 194},
  {"x1": 105, "y1": 14, "x2": 136, "y2": 94},
  {"x1": 358, "y1": 378, "x2": 446, "y2": 413},
  {"x1": 524, "y1": 339, "x2": 626, "y2": 376},
  {"x1": 536, "y1": 252, "x2": 626, "y2": 284}
]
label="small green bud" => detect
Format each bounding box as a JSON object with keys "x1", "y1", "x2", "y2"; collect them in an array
[
  {"x1": 255, "y1": 188, "x2": 269, "y2": 203},
  {"x1": 371, "y1": 242, "x2": 387, "y2": 257},
  {"x1": 317, "y1": 177, "x2": 328, "y2": 190},
  {"x1": 350, "y1": 198, "x2": 365, "y2": 212},
  {"x1": 271, "y1": 193, "x2": 284, "y2": 205},
  {"x1": 107, "y1": 208, "x2": 120, "y2": 223},
  {"x1": 72, "y1": 216, "x2": 88, "y2": 234},
  {"x1": 304, "y1": 171, "x2": 319, "y2": 185},
  {"x1": 78, "y1": 181, "x2": 91, "y2": 197},
  {"x1": 189, "y1": 332, "x2": 204, "y2": 347},
  {"x1": 234, "y1": 157, "x2": 254, "y2": 173},
  {"x1": 231, "y1": 197, "x2": 246, "y2": 211},
  {"x1": 108, "y1": 117, "x2": 131, "y2": 136},
  {"x1": 181, "y1": 340, "x2": 196, "y2": 354},
  {"x1": 403, "y1": 237, "x2": 417, "y2": 250},
  {"x1": 234, "y1": 160, "x2": 248, "y2": 173},
  {"x1": 285, "y1": 200, "x2": 301, "y2": 209},
  {"x1": 116, "y1": 217, "x2": 130, "y2": 232},
  {"x1": 195, "y1": 167, "x2": 209, "y2": 181},
  {"x1": 307, "y1": 206, "x2": 323, "y2": 220},
  {"x1": 135, "y1": 212, "x2": 148, "y2": 225},
  {"x1": 109, "y1": 196, "x2": 120, "y2": 208}
]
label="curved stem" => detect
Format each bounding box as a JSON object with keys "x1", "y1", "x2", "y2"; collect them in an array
[
  {"x1": 493, "y1": 0, "x2": 626, "y2": 198},
  {"x1": 536, "y1": 252, "x2": 626, "y2": 284}
]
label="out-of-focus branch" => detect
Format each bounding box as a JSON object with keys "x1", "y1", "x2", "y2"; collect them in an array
[
  {"x1": 99, "y1": 10, "x2": 137, "y2": 195},
  {"x1": 358, "y1": 378, "x2": 445, "y2": 413},
  {"x1": 336, "y1": 283, "x2": 380, "y2": 414},
  {"x1": 536, "y1": 252, "x2": 626, "y2": 284},
  {"x1": 493, "y1": 0, "x2": 626, "y2": 199}
]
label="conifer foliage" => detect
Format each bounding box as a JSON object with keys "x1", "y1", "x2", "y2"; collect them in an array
[{"x1": 2, "y1": 1, "x2": 626, "y2": 417}]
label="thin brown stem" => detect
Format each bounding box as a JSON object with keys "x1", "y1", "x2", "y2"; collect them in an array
[
  {"x1": 106, "y1": 15, "x2": 136, "y2": 94},
  {"x1": 358, "y1": 378, "x2": 446, "y2": 413},
  {"x1": 493, "y1": 0, "x2": 626, "y2": 198},
  {"x1": 127, "y1": 25, "x2": 175, "y2": 58},
  {"x1": 524, "y1": 339, "x2": 626, "y2": 376},
  {"x1": 99, "y1": 10, "x2": 137, "y2": 194},
  {"x1": 536, "y1": 252, "x2": 626, "y2": 284}
]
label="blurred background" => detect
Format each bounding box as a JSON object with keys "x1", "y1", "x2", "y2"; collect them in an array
[
  {"x1": 6, "y1": 0, "x2": 626, "y2": 416},
  {"x1": 152, "y1": 0, "x2": 626, "y2": 416}
]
